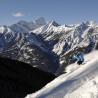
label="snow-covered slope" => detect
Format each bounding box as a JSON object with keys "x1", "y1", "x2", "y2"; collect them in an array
[{"x1": 26, "y1": 51, "x2": 98, "y2": 98}]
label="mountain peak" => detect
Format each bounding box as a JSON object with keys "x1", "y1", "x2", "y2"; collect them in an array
[
  {"x1": 17, "y1": 20, "x2": 28, "y2": 25},
  {"x1": 48, "y1": 21, "x2": 60, "y2": 27},
  {"x1": 85, "y1": 21, "x2": 97, "y2": 26},
  {"x1": 35, "y1": 17, "x2": 46, "y2": 26}
]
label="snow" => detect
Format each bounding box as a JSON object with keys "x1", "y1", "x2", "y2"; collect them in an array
[
  {"x1": 53, "y1": 41, "x2": 65, "y2": 55},
  {"x1": 26, "y1": 51, "x2": 98, "y2": 98},
  {"x1": 32, "y1": 26, "x2": 45, "y2": 34},
  {"x1": 0, "y1": 26, "x2": 11, "y2": 34},
  {"x1": 0, "y1": 26, "x2": 5, "y2": 34},
  {"x1": 0, "y1": 25, "x2": 48, "y2": 52},
  {"x1": 33, "y1": 22, "x2": 73, "y2": 35}
]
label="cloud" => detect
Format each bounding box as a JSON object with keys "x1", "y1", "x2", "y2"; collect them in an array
[{"x1": 13, "y1": 12, "x2": 24, "y2": 17}]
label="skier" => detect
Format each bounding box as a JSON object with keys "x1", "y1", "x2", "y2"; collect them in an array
[{"x1": 72, "y1": 52, "x2": 84, "y2": 65}]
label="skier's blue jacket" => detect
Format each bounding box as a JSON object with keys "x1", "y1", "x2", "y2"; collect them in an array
[{"x1": 72, "y1": 52, "x2": 84, "y2": 62}]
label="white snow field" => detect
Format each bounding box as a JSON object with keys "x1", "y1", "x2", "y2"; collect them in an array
[{"x1": 26, "y1": 51, "x2": 98, "y2": 98}]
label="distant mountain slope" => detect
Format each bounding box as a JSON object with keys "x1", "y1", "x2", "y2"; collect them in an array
[
  {"x1": 10, "y1": 17, "x2": 46, "y2": 33},
  {"x1": 0, "y1": 25, "x2": 59, "y2": 73},
  {"x1": 0, "y1": 56, "x2": 56, "y2": 98}
]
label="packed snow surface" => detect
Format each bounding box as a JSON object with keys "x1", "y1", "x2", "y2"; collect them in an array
[{"x1": 26, "y1": 51, "x2": 98, "y2": 98}]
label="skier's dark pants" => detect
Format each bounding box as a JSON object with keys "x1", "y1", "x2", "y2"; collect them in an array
[{"x1": 77, "y1": 61, "x2": 83, "y2": 65}]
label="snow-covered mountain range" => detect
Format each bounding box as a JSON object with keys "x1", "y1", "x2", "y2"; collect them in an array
[
  {"x1": 0, "y1": 18, "x2": 98, "y2": 75},
  {"x1": 0, "y1": 22, "x2": 58, "y2": 73}
]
